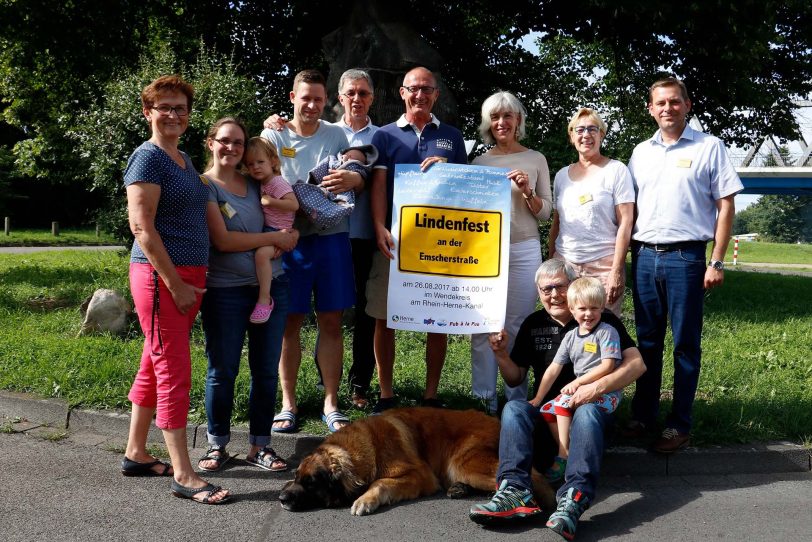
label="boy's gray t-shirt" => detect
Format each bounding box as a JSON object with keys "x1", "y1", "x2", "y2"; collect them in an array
[
  {"x1": 553, "y1": 321, "x2": 622, "y2": 377},
  {"x1": 206, "y1": 177, "x2": 283, "y2": 288}
]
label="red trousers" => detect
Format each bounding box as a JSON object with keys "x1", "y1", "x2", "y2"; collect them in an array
[{"x1": 127, "y1": 263, "x2": 206, "y2": 430}]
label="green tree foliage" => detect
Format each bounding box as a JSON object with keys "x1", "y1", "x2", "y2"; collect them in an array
[
  {"x1": 2, "y1": 0, "x2": 812, "y2": 228},
  {"x1": 735, "y1": 195, "x2": 811, "y2": 242},
  {"x1": 0, "y1": 0, "x2": 245, "y2": 225},
  {"x1": 534, "y1": 0, "x2": 812, "y2": 150},
  {"x1": 71, "y1": 42, "x2": 273, "y2": 240}
]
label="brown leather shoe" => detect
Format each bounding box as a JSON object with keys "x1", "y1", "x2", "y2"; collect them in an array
[
  {"x1": 351, "y1": 391, "x2": 369, "y2": 409},
  {"x1": 653, "y1": 428, "x2": 690, "y2": 453},
  {"x1": 620, "y1": 420, "x2": 649, "y2": 439}
]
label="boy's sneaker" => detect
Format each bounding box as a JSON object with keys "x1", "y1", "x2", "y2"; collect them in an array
[
  {"x1": 469, "y1": 479, "x2": 542, "y2": 525},
  {"x1": 546, "y1": 487, "x2": 590, "y2": 540},
  {"x1": 544, "y1": 455, "x2": 568, "y2": 483}
]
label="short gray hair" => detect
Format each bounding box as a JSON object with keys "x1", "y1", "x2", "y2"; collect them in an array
[
  {"x1": 479, "y1": 91, "x2": 527, "y2": 145},
  {"x1": 338, "y1": 69, "x2": 374, "y2": 94},
  {"x1": 534, "y1": 259, "x2": 577, "y2": 284}
]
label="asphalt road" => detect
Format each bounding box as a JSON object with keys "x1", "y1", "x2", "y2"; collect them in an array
[{"x1": 1, "y1": 424, "x2": 810, "y2": 542}]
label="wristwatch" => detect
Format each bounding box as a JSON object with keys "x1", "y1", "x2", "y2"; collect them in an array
[
  {"x1": 523, "y1": 188, "x2": 535, "y2": 200},
  {"x1": 708, "y1": 260, "x2": 724, "y2": 270}
]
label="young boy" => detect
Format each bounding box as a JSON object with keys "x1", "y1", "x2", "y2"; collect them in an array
[{"x1": 529, "y1": 276, "x2": 622, "y2": 482}]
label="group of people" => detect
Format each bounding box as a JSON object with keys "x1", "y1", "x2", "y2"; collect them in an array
[
  {"x1": 468, "y1": 77, "x2": 742, "y2": 541},
  {"x1": 118, "y1": 67, "x2": 742, "y2": 540}
]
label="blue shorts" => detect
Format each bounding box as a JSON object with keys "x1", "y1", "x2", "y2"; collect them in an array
[{"x1": 283, "y1": 232, "x2": 355, "y2": 313}]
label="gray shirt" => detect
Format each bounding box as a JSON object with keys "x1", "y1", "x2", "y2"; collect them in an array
[
  {"x1": 553, "y1": 321, "x2": 622, "y2": 377},
  {"x1": 206, "y1": 177, "x2": 283, "y2": 288},
  {"x1": 261, "y1": 120, "x2": 349, "y2": 237}
]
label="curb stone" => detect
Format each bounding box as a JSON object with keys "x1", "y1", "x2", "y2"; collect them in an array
[{"x1": 2, "y1": 390, "x2": 810, "y2": 475}]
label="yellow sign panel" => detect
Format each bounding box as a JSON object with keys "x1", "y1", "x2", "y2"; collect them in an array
[{"x1": 398, "y1": 205, "x2": 503, "y2": 278}]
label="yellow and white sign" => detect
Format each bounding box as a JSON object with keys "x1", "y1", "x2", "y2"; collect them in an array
[
  {"x1": 388, "y1": 163, "x2": 511, "y2": 334},
  {"x1": 398, "y1": 205, "x2": 502, "y2": 277}
]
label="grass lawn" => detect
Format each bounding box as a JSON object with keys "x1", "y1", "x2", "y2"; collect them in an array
[
  {"x1": 721, "y1": 240, "x2": 812, "y2": 265},
  {"x1": 0, "y1": 227, "x2": 121, "y2": 247},
  {"x1": 0, "y1": 248, "x2": 810, "y2": 443}
]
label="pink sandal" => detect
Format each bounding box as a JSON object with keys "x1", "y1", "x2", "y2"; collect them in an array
[{"x1": 249, "y1": 299, "x2": 274, "y2": 324}]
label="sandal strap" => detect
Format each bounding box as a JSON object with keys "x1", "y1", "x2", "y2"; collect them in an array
[
  {"x1": 199, "y1": 485, "x2": 224, "y2": 503},
  {"x1": 200, "y1": 445, "x2": 227, "y2": 462},
  {"x1": 256, "y1": 447, "x2": 283, "y2": 464},
  {"x1": 272, "y1": 410, "x2": 297, "y2": 423},
  {"x1": 325, "y1": 411, "x2": 350, "y2": 424}
]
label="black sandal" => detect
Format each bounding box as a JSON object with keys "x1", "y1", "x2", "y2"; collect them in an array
[
  {"x1": 121, "y1": 456, "x2": 173, "y2": 477},
  {"x1": 197, "y1": 445, "x2": 231, "y2": 472},
  {"x1": 170, "y1": 480, "x2": 231, "y2": 504},
  {"x1": 246, "y1": 447, "x2": 288, "y2": 472}
]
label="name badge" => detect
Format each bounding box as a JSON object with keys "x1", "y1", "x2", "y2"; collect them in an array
[
  {"x1": 676, "y1": 158, "x2": 692, "y2": 168},
  {"x1": 583, "y1": 342, "x2": 597, "y2": 353},
  {"x1": 579, "y1": 193, "x2": 593, "y2": 205},
  {"x1": 220, "y1": 202, "x2": 237, "y2": 219},
  {"x1": 281, "y1": 147, "x2": 296, "y2": 158}
]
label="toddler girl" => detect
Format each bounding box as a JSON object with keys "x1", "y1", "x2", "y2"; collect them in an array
[{"x1": 245, "y1": 137, "x2": 299, "y2": 324}]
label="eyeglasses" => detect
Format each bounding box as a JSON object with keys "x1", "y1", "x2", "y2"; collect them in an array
[
  {"x1": 539, "y1": 283, "x2": 569, "y2": 296},
  {"x1": 151, "y1": 105, "x2": 189, "y2": 117},
  {"x1": 342, "y1": 90, "x2": 373, "y2": 99},
  {"x1": 402, "y1": 85, "x2": 436, "y2": 95},
  {"x1": 572, "y1": 126, "x2": 601, "y2": 135},
  {"x1": 212, "y1": 138, "x2": 245, "y2": 148}
]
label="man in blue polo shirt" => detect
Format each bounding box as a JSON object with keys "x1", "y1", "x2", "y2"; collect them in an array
[
  {"x1": 367, "y1": 66, "x2": 468, "y2": 413},
  {"x1": 626, "y1": 77, "x2": 743, "y2": 453}
]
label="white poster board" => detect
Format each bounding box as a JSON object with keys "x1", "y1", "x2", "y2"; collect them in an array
[{"x1": 387, "y1": 163, "x2": 511, "y2": 334}]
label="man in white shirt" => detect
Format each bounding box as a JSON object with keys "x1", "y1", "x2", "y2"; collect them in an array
[{"x1": 626, "y1": 77, "x2": 743, "y2": 453}]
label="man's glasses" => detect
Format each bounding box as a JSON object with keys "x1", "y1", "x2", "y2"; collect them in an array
[
  {"x1": 342, "y1": 91, "x2": 373, "y2": 99},
  {"x1": 151, "y1": 105, "x2": 189, "y2": 117},
  {"x1": 539, "y1": 283, "x2": 569, "y2": 295},
  {"x1": 402, "y1": 86, "x2": 436, "y2": 95},
  {"x1": 572, "y1": 126, "x2": 600, "y2": 135},
  {"x1": 212, "y1": 138, "x2": 245, "y2": 148}
]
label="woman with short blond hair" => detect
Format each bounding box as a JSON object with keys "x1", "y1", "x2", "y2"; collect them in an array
[{"x1": 548, "y1": 107, "x2": 635, "y2": 316}]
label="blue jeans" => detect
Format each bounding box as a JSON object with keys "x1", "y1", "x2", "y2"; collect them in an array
[
  {"x1": 200, "y1": 276, "x2": 289, "y2": 448},
  {"x1": 631, "y1": 243, "x2": 706, "y2": 433},
  {"x1": 558, "y1": 403, "x2": 610, "y2": 502},
  {"x1": 498, "y1": 400, "x2": 609, "y2": 502}
]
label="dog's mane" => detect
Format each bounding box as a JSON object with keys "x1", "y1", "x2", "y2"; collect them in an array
[{"x1": 322, "y1": 443, "x2": 365, "y2": 495}]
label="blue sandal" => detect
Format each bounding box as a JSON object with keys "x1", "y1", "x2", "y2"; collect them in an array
[
  {"x1": 322, "y1": 410, "x2": 350, "y2": 433},
  {"x1": 272, "y1": 410, "x2": 299, "y2": 433}
]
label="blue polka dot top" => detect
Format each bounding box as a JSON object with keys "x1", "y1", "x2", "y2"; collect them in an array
[{"x1": 124, "y1": 141, "x2": 210, "y2": 266}]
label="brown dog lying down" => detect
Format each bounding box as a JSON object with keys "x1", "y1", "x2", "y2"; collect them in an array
[{"x1": 279, "y1": 407, "x2": 555, "y2": 515}]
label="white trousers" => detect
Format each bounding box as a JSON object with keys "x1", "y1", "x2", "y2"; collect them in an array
[{"x1": 470, "y1": 238, "x2": 542, "y2": 412}]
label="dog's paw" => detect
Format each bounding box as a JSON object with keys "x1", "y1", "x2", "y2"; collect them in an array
[
  {"x1": 350, "y1": 495, "x2": 380, "y2": 516},
  {"x1": 446, "y1": 482, "x2": 474, "y2": 498}
]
